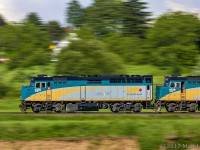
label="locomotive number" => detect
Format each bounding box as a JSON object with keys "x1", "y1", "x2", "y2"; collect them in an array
[
  {"x1": 35, "y1": 88, "x2": 41, "y2": 92},
  {"x1": 169, "y1": 88, "x2": 176, "y2": 92}
]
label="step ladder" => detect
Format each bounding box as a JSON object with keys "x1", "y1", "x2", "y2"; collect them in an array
[
  {"x1": 181, "y1": 101, "x2": 187, "y2": 110},
  {"x1": 181, "y1": 93, "x2": 186, "y2": 101},
  {"x1": 181, "y1": 87, "x2": 186, "y2": 110}
]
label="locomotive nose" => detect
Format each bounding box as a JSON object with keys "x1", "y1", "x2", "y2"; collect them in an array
[
  {"x1": 155, "y1": 86, "x2": 162, "y2": 100},
  {"x1": 21, "y1": 86, "x2": 27, "y2": 100}
]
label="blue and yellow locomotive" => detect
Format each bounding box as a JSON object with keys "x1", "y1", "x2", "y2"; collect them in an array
[
  {"x1": 20, "y1": 74, "x2": 153, "y2": 113},
  {"x1": 156, "y1": 75, "x2": 200, "y2": 112},
  {"x1": 20, "y1": 74, "x2": 200, "y2": 113}
]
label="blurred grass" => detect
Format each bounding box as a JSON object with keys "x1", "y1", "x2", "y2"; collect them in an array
[
  {"x1": 0, "y1": 114, "x2": 200, "y2": 150},
  {"x1": 0, "y1": 98, "x2": 20, "y2": 112}
]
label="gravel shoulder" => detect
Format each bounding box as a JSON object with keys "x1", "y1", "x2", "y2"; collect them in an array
[{"x1": 0, "y1": 138, "x2": 139, "y2": 150}]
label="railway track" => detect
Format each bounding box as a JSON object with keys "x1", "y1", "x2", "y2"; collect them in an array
[{"x1": 1, "y1": 111, "x2": 200, "y2": 115}]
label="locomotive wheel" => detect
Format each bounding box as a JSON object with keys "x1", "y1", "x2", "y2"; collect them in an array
[
  {"x1": 31, "y1": 104, "x2": 41, "y2": 113},
  {"x1": 54, "y1": 103, "x2": 63, "y2": 113},
  {"x1": 166, "y1": 103, "x2": 175, "y2": 112},
  {"x1": 19, "y1": 103, "x2": 27, "y2": 112},
  {"x1": 133, "y1": 103, "x2": 142, "y2": 112},
  {"x1": 155, "y1": 101, "x2": 161, "y2": 112},
  {"x1": 110, "y1": 104, "x2": 120, "y2": 113},
  {"x1": 188, "y1": 103, "x2": 197, "y2": 112}
]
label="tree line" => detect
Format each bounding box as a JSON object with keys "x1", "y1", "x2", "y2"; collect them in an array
[
  {"x1": 1, "y1": 0, "x2": 200, "y2": 97},
  {"x1": 63, "y1": 0, "x2": 200, "y2": 74},
  {"x1": 0, "y1": 0, "x2": 199, "y2": 73}
]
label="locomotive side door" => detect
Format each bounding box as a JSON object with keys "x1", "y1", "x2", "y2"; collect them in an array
[
  {"x1": 80, "y1": 86, "x2": 86, "y2": 101},
  {"x1": 46, "y1": 82, "x2": 52, "y2": 101},
  {"x1": 181, "y1": 82, "x2": 186, "y2": 101},
  {"x1": 146, "y1": 85, "x2": 151, "y2": 100},
  {"x1": 145, "y1": 77, "x2": 152, "y2": 100}
]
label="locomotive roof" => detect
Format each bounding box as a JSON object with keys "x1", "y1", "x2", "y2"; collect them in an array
[
  {"x1": 31, "y1": 74, "x2": 152, "y2": 81},
  {"x1": 166, "y1": 75, "x2": 200, "y2": 80}
]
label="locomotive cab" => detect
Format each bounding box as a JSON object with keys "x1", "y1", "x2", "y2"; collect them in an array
[
  {"x1": 21, "y1": 75, "x2": 52, "y2": 101},
  {"x1": 156, "y1": 76, "x2": 185, "y2": 101},
  {"x1": 155, "y1": 75, "x2": 200, "y2": 112},
  {"x1": 20, "y1": 75, "x2": 53, "y2": 112}
]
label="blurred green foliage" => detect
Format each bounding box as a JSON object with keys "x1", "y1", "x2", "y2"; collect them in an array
[
  {"x1": 0, "y1": 82, "x2": 8, "y2": 97},
  {"x1": 45, "y1": 20, "x2": 64, "y2": 41},
  {"x1": 0, "y1": 23, "x2": 51, "y2": 69},
  {"x1": 23, "y1": 12, "x2": 42, "y2": 26},
  {"x1": 0, "y1": 0, "x2": 200, "y2": 98},
  {"x1": 56, "y1": 39, "x2": 124, "y2": 75},
  {"x1": 67, "y1": 0, "x2": 84, "y2": 28},
  {"x1": 75, "y1": 0, "x2": 150, "y2": 37},
  {"x1": 0, "y1": 64, "x2": 56, "y2": 97},
  {"x1": 0, "y1": 14, "x2": 6, "y2": 27},
  {"x1": 0, "y1": 114, "x2": 200, "y2": 150},
  {"x1": 146, "y1": 12, "x2": 200, "y2": 73},
  {"x1": 67, "y1": 0, "x2": 200, "y2": 74},
  {"x1": 103, "y1": 33, "x2": 145, "y2": 64}
]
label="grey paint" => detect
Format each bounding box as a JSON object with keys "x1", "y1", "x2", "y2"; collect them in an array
[
  {"x1": 80, "y1": 86, "x2": 86, "y2": 100},
  {"x1": 59, "y1": 86, "x2": 152, "y2": 101}
]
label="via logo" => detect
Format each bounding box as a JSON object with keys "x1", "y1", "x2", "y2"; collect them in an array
[
  {"x1": 97, "y1": 92, "x2": 110, "y2": 96},
  {"x1": 169, "y1": 88, "x2": 176, "y2": 93}
]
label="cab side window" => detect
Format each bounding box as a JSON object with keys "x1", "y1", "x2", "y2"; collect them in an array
[
  {"x1": 36, "y1": 83, "x2": 40, "y2": 88},
  {"x1": 35, "y1": 82, "x2": 46, "y2": 88},
  {"x1": 170, "y1": 83, "x2": 175, "y2": 88},
  {"x1": 176, "y1": 82, "x2": 180, "y2": 88},
  {"x1": 170, "y1": 82, "x2": 181, "y2": 88},
  {"x1": 41, "y1": 82, "x2": 46, "y2": 88}
]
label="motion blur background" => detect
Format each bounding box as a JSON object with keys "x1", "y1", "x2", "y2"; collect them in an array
[
  {"x1": 0, "y1": 0, "x2": 200, "y2": 97},
  {"x1": 0, "y1": 0, "x2": 200, "y2": 150}
]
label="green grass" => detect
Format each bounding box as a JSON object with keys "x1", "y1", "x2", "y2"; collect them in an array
[
  {"x1": 0, "y1": 114, "x2": 200, "y2": 150},
  {"x1": 0, "y1": 98, "x2": 20, "y2": 112}
]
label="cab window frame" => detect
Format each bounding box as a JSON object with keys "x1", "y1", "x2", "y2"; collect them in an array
[
  {"x1": 35, "y1": 82, "x2": 41, "y2": 88},
  {"x1": 41, "y1": 82, "x2": 46, "y2": 88},
  {"x1": 170, "y1": 82, "x2": 181, "y2": 88},
  {"x1": 170, "y1": 82, "x2": 175, "y2": 88},
  {"x1": 176, "y1": 82, "x2": 181, "y2": 88}
]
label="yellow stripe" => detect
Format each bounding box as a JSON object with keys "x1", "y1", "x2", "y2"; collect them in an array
[
  {"x1": 28, "y1": 99, "x2": 151, "y2": 102},
  {"x1": 160, "y1": 88, "x2": 200, "y2": 101},
  {"x1": 26, "y1": 86, "x2": 107, "y2": 101},
  {"x1": 186, "y1": 88, "x2": 200, "y2": 100},
  {"x1": 160, "y1": 91, "x2": 181, "y2": 101}
]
